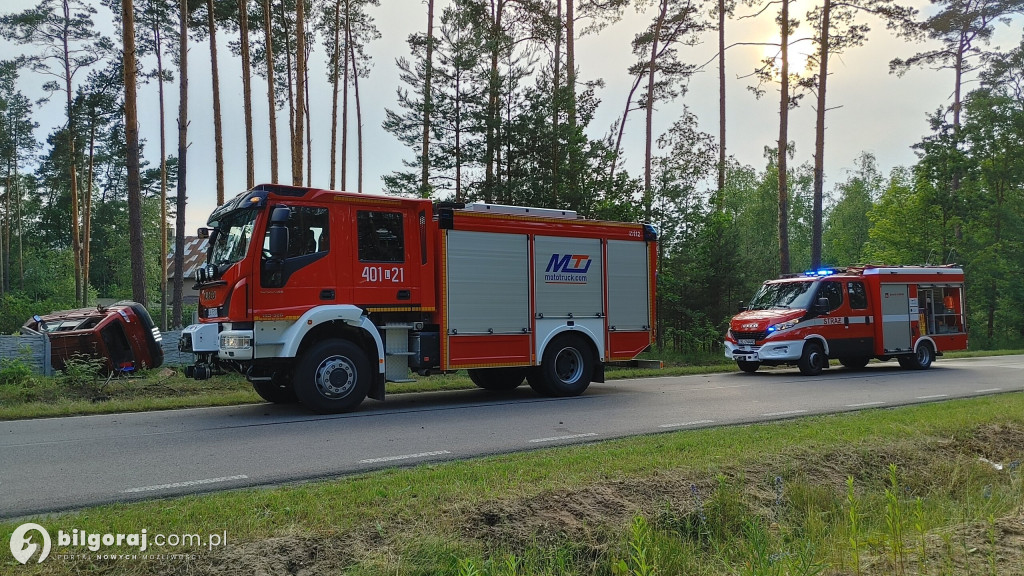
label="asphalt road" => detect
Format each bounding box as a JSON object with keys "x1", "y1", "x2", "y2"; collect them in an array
[{"x1": 2, "y1": 355, "x2": 1023, "y2": 519}]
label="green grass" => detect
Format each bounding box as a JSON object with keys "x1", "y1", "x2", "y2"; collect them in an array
[{"x1": 2, "y1": 392, "x2": 1022, "y2": 575}]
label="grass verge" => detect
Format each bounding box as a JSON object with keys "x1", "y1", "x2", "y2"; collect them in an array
[{"x1": 2, "y1": 392, "x2": 1022, "y2": 575}]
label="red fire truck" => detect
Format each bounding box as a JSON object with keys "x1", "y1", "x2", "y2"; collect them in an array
[
  {"x1": 180, "y1": 184, "x2": 657, "y2": 413},
  {"x1": 724, "y1": 266, "x2": 967, "y2": 375}
]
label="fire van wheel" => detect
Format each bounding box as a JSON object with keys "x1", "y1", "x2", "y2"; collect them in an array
[
  {"x1": 538, "y1": 334, "x2": 594, "y2": 397},
  {"x1": 294, "y1": 339, "x2": 370, "y2": 413},
  {"x1": 468, "y1": 368, "x2": 527, "y2": 391},
  {"x1": 839, "y1": 356, "x2": 871, "y2": 370},
  {"x1": 798, "y1": 341, "x2": 827, "y2": 376},
  {"x1": 736, "y1": 360, "x2": 760, "y2": 373},
  {"x1": 251, "y1": 372, "x2": 298, "y2": 404},
  {"x1": 902, "y1": 343, "x2": 934, "y2": 370}
]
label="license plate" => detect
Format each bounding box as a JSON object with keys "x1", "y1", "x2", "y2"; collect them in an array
[{"x1": 738, "y1": 339, "x2": 755, "y2": 345}]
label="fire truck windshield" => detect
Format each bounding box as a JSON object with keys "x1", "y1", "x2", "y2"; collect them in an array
[
  {"x1": 209, "y1": 209, "x2": 258, "y2": 270},
  {"x1": 747, "y1": 280, "x2": 818, "y2": 310}
]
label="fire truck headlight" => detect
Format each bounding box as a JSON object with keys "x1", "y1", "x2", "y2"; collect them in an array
[
  {"x1": 767, "y1": 319, "x2": 799, "y2": 334},
  {"x1": 220, "y1": 334, "x2": 252, "y2": 350}
]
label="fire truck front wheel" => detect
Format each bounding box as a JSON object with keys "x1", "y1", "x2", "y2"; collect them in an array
[
  {"x1": 536, "y1": 334, "x2": 595, "y2": 397},
  {"x1": 468, "y1": 368, "x2": 527, "y2": 391},
  {"x1": 736, "y1": 360, "x2": 760, "y2": 373},
  {"x1": 797, "y1": 341, "x2": 828, "y2": 376},
  {"x1": 294, "y1": 339, "x2": 371, "y2": 413}
]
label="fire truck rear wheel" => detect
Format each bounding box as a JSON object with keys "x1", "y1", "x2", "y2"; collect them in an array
[
  {"x1": 538, "y1": 334, "x2": 594, "y2": 397},
  {"x1": 252, "y1": 372, "x2": 298, "y2": 404},
  {"x1": 838, "y1": 356, "x2": 870, "y2": 370},
  {"x1": 902, "y1": 343, "x2": 934, "y2": 370},
  {"x1": 736, "y1": 360, "x2": 760, "y2": 373},
  {"x1": 294, "y1": 339, "x2": 370, "y2": 413},
  {"x1": 468, "y1": 368, "x2": 527, "y2": 391},
  {"x1": 798, "y1": 341, "x2": 827, "y2": 376}
]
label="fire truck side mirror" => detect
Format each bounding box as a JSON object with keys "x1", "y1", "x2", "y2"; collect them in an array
[
  {"x1": 197, "y1": 227, "x2": 210, "y2": 239},
  {"x1": 815, "y1": 297, "x2": 830, "y2": 315},
  {"x1": 268, "y1": 207, "x2": 290, "y2": 259},
  {"x1": 737, "y1": 301, "x2": 746, "y2": 312}
]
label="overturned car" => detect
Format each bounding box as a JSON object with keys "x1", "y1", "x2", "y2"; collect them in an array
[{"x1": 22, "y1": 301, "x2": 164, "y2": 373}]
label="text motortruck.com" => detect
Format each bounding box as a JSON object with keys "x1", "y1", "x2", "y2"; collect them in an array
[{"x1": 8, "y1": 522, "x2": 227, "y2": 565}]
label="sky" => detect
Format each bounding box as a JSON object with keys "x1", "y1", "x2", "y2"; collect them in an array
[{"x1": 3, "y1": 0, "x2": 1023, "y2": 235}]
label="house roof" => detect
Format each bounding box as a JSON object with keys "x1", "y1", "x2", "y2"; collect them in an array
[{"x1": 165, "y1": 237, "x2": 208, "y2": 280}]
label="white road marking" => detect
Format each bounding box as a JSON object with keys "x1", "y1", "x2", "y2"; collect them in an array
[
  {"x1": 916, "y1": 394, "x2": 949, "y2": 400},
  {"x1": 846, "y1": 401, "x2": 886, "y2": 408},
  {"x1": 124, "y1": 474, "x2": 249, "y2": 494},
  {"x1": 762, "y1": 409, "x2": 808, "y2": 417},
  {"x1": 528, "y1": 433, "x2": 598, "y2": 443},
  {"x1": 975, "y1": 388, "x2": 1002, "y2": 393},
  {"x1": 359, "y1": 450, "x2": 451, "y2": 464},
  {"x1": 658, "y1": 420, "x2": 716, "y2": 429}
]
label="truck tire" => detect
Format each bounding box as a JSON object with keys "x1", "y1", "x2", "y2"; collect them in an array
[
  {"x1": 526, "y1": 369, "x2": 553, "y2": 396},
  {"x1": 901, "y1": 343, "x2": 934, "y2": 370},
  {"x1": 468, "y1": 367, "x2": 527, "y2": 391},
  {"x1": 736, "y1": 360, "x2": 760, "y2": 373},
  {"x1": 838, "y1": 356, "x2": 870, "y2": 370},
  {"x1": 536, "y1": 334, "x2": 594, "y2": 397},
  {"x1": 293, "y1": 339, "x2": 370, "y2": 413},
  {"x1": 798, "y1": 341, "x2": 827, "y2": 376},
  {"x1": 251, "y1": 372, "x2": 297, "y2": 404}
]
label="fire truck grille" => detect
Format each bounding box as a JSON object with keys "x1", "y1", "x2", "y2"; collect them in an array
[{"x1": 732, "y1": 331, "x2": 767, "y2": 341}]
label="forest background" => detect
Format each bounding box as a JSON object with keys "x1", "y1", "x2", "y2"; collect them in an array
[{"x1": 1, "y1": 0, "x2": 1022, "y2": 353}]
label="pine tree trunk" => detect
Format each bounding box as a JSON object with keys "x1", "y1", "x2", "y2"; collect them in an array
[
  {"x1": 208, "y1": 0, "x2": 225, "y2": 204},
  {"x1": 122, "y1": 0, "x2": 148, "y2": 306},
  {"x1": 63, "y1": 0, "x2": 83, "y2": 305},
  {"x1": 811, "y1": 0, "x2": 830, "y2": 269},
  {"x1": 263, "y1": 0, "x2": 278, "y2": 183},
  {"x1": 174, "y1": 0, "x2": 189, "y2": 327},
  {"x1": 154, "y1": 22, "x2": 169, "y2": 329},
  {"x1": 552, "y1": 0, "x2": 561, "y2": 204},
  {"x1": 777, "y1": 0, "x2": 791, "y2": 275},
  {"x1": 484, "y1": 0, "x2": 504, "y2": 203},
  {"x1": 292, "y1": 0, "x2": 305, "y2": 186},
  {"x1": 717, "y1": 0, "x2": 726, "y2": 210},
  {"x1": 84, "y1": 118, "x2": 95, "y2": 307},
  {"x1": 239, "y1": 0, "x2": 254, "y2": 189},
  {"x1": 341, "y1": 0, "x2": 350, "y2": 190},
  {"x1": 643, "y1": 0, "x2": 667, "y2": 223},
  {"x1": 350, "y1": 27, "x2": 363, "y2": 193},
  {"x1": 305, "y1": 54, "x2": 311, "y2": 187},
  {"x1": 420, "y1": 0, "x2": 434, "y2": 197},
  {"x1": 329, "y1": 0, "x2": 340, "y2": 189},
  {"x1": 282, "y1": 0, "x2": 295, "y2": 174}
]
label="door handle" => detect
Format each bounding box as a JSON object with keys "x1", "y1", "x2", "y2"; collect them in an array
[{"x1": 320, "y1": 289, "x2": 335, "y2": 300}]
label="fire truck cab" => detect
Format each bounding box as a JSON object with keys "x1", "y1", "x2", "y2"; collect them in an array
[
  {"x1": 724, "y1": 266, "x2": 967, "y2": 375},
  {"x1": 180, "y1": 184, "x2": 657, "y2": 413}
]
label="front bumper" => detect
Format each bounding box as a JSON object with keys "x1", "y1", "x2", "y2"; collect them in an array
[
  {"x1": 724, "y1": 338, "x2": 806, "y2": 363},
  {"x1": 180, "y1": 323, "x2": 220, "y2": 353}
]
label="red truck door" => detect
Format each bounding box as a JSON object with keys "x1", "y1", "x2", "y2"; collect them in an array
[
  {"x1": 253, "y1": 203, "x2": 336, "y2": 319},
  {"x1": 813, "y1": 280, "x2": 874, "y2": 360}
]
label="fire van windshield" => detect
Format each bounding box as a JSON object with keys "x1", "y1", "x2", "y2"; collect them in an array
[
  {"x1": 747, "y1": 280, "x2": 818, "y2": 311},
  {"x1": 209, "y1": 209, "x2": 259, "y2": 270}
]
